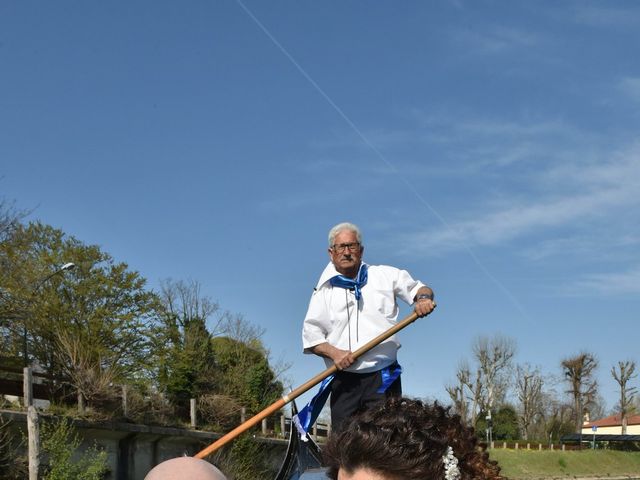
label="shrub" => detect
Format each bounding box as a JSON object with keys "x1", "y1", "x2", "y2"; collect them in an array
[
  {"x1": 198, "y1": 394, "x2": 242, "y2": 430},
  {"x1": 40, "y1": 418, "x2": 108, "y2": 480}
]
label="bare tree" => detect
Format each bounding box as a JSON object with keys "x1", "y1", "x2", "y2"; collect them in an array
[
  {"x1": 446, "y1": 362, "x2": 471, "y2": 424},
  {"x1": 445, "y1": 335, "x2": 515, "y2": 430},
  {"x1": 55, "y1": 332, "x2": 119, "y2": 415},
  {"x1": 220, "y1": 312, "x2": 266, "y2": 349},
  {"x1": 611, "y1": 360, "x2": 637, "y2": 434},
  {"x1": 159, "y1": 278, "x2": 222, "y2": 334},
  {"x1": 561, "y1": 352, "x2": 598, "y2": 433},
  {"x1": 515, "y1": 363, "x2": 544, "y2": 440},
  {"x1": 473, "y1": 335, "x2": 516, "y2": 416},
  {"x1": 0, "y1": 197, "x2": 28, "y2": 242}
]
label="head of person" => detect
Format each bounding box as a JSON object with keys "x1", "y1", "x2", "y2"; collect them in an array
[
  {"x1": 323, "y1": 397, "x2": 504, "y2": 480},
  {"x1": 328, "y1": 222, "x2": 364, "y2": 278},
  {"x1": 144, "y1": 456, "x2": 228, "y2": 480}
]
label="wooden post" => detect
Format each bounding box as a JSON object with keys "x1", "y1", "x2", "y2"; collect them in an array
[
  {"x1": 23, "y1": 367, "x2": 33, "y2": 407},
  {"x1": 527, "y1": 443, "x2": 530, "y2": 450},
  {"x1": 28, "y1": 406, "x2": 40, "y2": 480},
  {"x1": 241, "y1": 407, "x2": 246, "y2": 424},
  {"x1": 122, "y1": 385, "x2": 128, "y2": 418},
  {"x1": 539, "y1": 443, "x2": 542, "y2": 451},
  {"x1": 515, "y1": 442, "x2": 519, "y2": 450},
  {"x1": 261, "y1": 418, "x2": 267, "y2": 436},
  {"x1": 190, "y1": 399, "x2": 197, "y2": 428},
  {"x1": 24, "y1": 368, "x2": 39, "y2": 480},
  {"x1": 78, "y1": 391, "x2": 85, "y2": 414},
  {"x1": 280, "y1": 414, "x2": 285, "y2": 438},
  {"x1": 550, "y1": 443, "x2": 554, "y2": 451},
  {"x1": 312, "y1": 423, "x2": 318, "y2": 440},
  {"x1": 562, "y1": 444, "x2": 565, "y2": 451}
]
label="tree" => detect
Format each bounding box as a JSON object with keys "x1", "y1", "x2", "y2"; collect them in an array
[
  {"x1": 545, "y1": 399, "x2": 575, "y2": 443},
  {"x1": 0, "y1": 196, "x2": 27, "y2": 243},
  {"x1": 154, "y1": 279, "x2": 219, "y2": 413},
  {"x1": 494, "y1": 405, "x2": 519, "y2": 441},
  {"x1": 445, "y1": 362, "x2": 470, "y2": 424},
  {"x1": 445, "y1": 335, "x2": 516, "y2": 430},
  {"x1": 445, "y1": 361, "x2": 483, "y2": 426},
  {"x1": 561, "y1": 352, "x2": 598, "y2": 433},
  {"x1": 211, "y1": 314, "x2": 284, "y2": 414},
  {"x1": 515, "y1": 363, "x2": 544, "y2": 441},
  {"x1": 473, "y1": 335, "x2": 516, "y2": 417},
  {"x1": 611, "y1": 360, "x2": 637, "y2": 434},
  {"x1": 0, "y1": 222, "x2": 159, "y2": 410}
]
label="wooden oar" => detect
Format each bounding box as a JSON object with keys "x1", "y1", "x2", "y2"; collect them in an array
[{"x1": 195, "y1": 310, "x2": 422, "y2": 459}]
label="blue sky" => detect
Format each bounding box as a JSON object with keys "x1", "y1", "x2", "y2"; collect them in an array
[{"x1": 2, "y1": 1, "x2": 639, "y2": 414}]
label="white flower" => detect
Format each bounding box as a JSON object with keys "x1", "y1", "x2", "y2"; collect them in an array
[{"x1": 442, "y1": 446, "x2": 461, "y2": 480}]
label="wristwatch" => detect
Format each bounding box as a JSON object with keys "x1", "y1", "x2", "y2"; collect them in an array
[{"x1": 416, "y1": 292, "x2": 434, "y2": 301}]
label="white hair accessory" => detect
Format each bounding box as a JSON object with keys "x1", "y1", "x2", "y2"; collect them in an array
[{"x1": 442, "y1": 446, "x2": 461, "y2": 480}]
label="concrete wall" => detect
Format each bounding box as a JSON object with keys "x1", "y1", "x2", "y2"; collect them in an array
[{"x1": 1, "y1": 410, "x2": 289, "y2": 479}]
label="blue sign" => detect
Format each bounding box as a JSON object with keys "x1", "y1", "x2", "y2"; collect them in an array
[{"x1": 592, "y1": 425, "x2": 598, "y2": 432}]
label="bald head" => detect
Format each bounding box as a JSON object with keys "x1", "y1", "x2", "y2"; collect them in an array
[{"x1": 144, "y1": 457, "x2": 227, "y2": 480}]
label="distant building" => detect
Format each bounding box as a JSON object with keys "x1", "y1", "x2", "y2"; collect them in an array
[{"x1": 582, "y1": 414, "x2": 640, "y2": 435}]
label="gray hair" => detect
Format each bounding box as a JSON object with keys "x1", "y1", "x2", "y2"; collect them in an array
[{"x1": 328, "y1": 222, "x2": 363, "y2": 247}]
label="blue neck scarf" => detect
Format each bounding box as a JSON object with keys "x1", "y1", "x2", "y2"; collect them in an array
[{"x1": 329, "y1": 263, "x2": 368, "y2": 300}]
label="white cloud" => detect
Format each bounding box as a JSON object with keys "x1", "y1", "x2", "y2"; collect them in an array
[
  {"x1": 619, "y1": 77, "x2": 640, "y2": 103},
  {"x1": 568, "y1": 266, "x2": 640, "y2": 295},
  {"x1": 451, "y1": 25, "x2": 541, "y2": 55},
  {"x1": 521, "y1": 233, "x2": 640, "y2": 262},
  {"x1": 402, "y1": 143, "x2": 640, "y2": 255},
  {"x1": 573, "y1": 5, "x2": 640, "y2": 28}
]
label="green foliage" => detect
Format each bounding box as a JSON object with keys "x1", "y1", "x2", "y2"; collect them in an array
[
  {"x1": 153, "y1": 279, "x2": 219, "y2": 415},
  {"x1": 159, "y1": 317, "x2": 216, "y2": 407},
  {"x1": 211, "y1": 336, "x2": 283, "y2": 414},
  {"x1": 0, "y1": 416, "x2": 27, "y2": 479},
  {"x1": 493, "y1": 405, "x2": 520, "y2": 440},
  {"x1": 40, "y1": 418, "x2": 108, "y2": 480},
  {"x1": 476, "y1": 405, "x2": 520, "y2": 441},
  {"x1": 215, "y1": 434, "x2": 276, "y2": 480},
  {"x1": 153, "y1": 280, "x2": 285, "y2": 420},
  {"x1": 546, "y1": 416, "x2": 575, "y2": 443},
  {"x1": 3, "y1": 217, "x2": 285, "y2": 435},
  {"x1": 0, "y1": 222, "x2": 160, "y2": 408}
]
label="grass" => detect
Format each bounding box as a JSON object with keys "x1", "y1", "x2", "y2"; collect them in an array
[{"x1": 489, "y1": 449, "x2": 640, "y2": 479}]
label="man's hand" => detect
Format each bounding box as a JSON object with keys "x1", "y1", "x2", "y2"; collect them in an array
[
  {"x1": 331, "y1": 348, "x2": 355, "y2": 370},
  {"x1": 311, "y1": 343, "x2": 355, "y2": 370},
  {"x1": 414, "y1": 287, "x2": 437, "y2": 318}
]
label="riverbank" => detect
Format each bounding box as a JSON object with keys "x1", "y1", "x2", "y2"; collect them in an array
[{"x1": 489, "y1": 449, "x2": 640, "y2": 479}]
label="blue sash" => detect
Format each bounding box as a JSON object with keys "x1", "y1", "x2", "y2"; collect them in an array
[
  {"x1": 293, "y1": 375, "x2": 334, "y2": 441},
  {"x1": 377, "y1": 363, "x2": 402, "y2": 393},
  {"x1": 293, "y1": 363, "x2": 402, "y2": 440}
]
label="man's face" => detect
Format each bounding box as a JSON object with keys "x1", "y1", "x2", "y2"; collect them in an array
[{"x1": 328, "y1": 229, "x2": 363, "y2": 277}]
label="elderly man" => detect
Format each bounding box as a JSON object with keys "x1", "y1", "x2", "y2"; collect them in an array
[{"x1": 302, "y1": 222, "x2": 436, "y2": 429}]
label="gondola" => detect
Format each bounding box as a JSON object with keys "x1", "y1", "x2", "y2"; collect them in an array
[{"x1": 274, "y1": 401, "x2": 326, "y2": 480}]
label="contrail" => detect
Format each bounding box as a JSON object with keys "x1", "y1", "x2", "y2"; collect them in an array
[{"x1": 234, "y1": 0, "x2": 528, "y2": 318}]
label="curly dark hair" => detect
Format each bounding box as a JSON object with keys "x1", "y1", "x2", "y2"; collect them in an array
[{"x1": 322, "y1": 397, "x2": 504, "y2": 480}]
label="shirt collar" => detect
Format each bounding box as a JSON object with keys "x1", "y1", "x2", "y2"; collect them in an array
[{"x1": 315, "y1": 261, "x2": 367, "y2": 289}]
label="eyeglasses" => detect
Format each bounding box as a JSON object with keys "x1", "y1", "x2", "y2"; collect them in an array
[{"x1": 331, "y1": 242, "x2": 361, "y2": 253}]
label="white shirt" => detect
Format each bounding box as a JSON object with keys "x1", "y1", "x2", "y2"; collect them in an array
[{"x1": 302, "y1": 261, "x2": 425, "y2": 373}]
